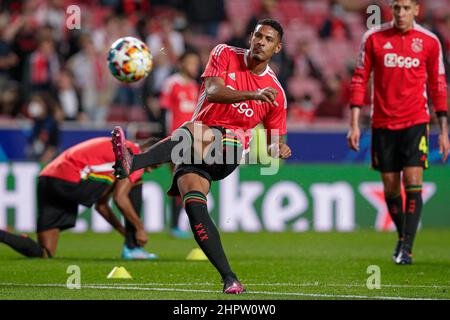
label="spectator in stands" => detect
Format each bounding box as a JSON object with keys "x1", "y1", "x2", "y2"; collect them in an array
[
  {"x1": 92, "y1": 15, "x2": 121, "y2": 54},
  {"x1": 53, "y1": 68, "x2": 85, "y2": 122},
  {"x1": 288, "y1": 94, "x2": 316, "y2": 123},
  {"x1": 246, "y1": 0, "x2": 278, "y2": 37},
  {"x1": 139, "y1": 18, "x2": 181, "y2": 136},
  {"x1": 315, "y1": 74, "x2": 347, "y2": 119},
  {"x1": 147, "y1": 17, "x2": 185, "y2": 63},
  {"x1": 68, "y1": 34, "x2": 113, "y2": 124},
  {"x1": 113, "y1": 0, "x2": 151, "y2": 17},
  {"x1": 319, "y1": 0, "x2": 352, "y2": 40},
  {"x1": 26, "y1": 93, "x2": 61, "y2": 163},
  {"x1": 226, "y1": 18, "x2": 248, "y2": 49},
  {"x1": 293, "y1": 39, "x2": 324, "y2": 82},
  {"x1": 9, "y1": 13, "x2": 39, "y2": 106},
  {"x1": 27, "y1": 36, "x2": 60, "y2": 94},
  {"x1": 0, "y1": 16, "x2": 18, "y2": 94},
  {"x1": 180, "y1": 0, "x2": 226, "y2": 37},
  {"x1": 0, "y1": 83, "x2": 19, "y2": 119},
  {"x1": 143, "y1": 84, "x2": 166, "y2": 139},
  {"x1": 141, "y1": 53, "x2": 176, "y2": 139},
  {"x1": 34, "y1": 0, "x2": 66, "y2": 43},
  {"x1": 269, "y1": 47, "x2": 293, "y2": 89}
]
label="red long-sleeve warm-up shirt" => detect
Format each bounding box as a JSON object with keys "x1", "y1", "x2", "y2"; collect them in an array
[{"x1": 350, "y1": 21, "x2": 448, "y2": 129}]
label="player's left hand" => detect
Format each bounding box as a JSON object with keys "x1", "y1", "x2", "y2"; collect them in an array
[
  {"x1": 269, "y1": 143, "x2": 292, "y2": 159},
  {"x1": 438, "y1": 132, "x2": 449, "y2": 162},
  {"x1": 279, "y1": 143, "x2": 292, "y2": 159}
]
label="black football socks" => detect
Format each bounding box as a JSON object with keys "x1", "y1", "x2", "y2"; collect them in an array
[
  {"x1": 131, "y1": 127, "x2": 193, "y2": 172},
  {"x1": 183, "y1": 191, "x2": 236, "y2": 280},
  {"x1": 403, "y1": 185, "x2": 423, "y2": 254},
  {"x1": 385, "y1": 193, "x2": 404, "y2": 239},
  {"x1": 124, "y1": 183, "x2": 143, "y2": 249},
  {"x1": 0, "y1": 230, "x2": 45, "y2": 258},
  {"x1": 171, "y1": 196, "x2": 182, "y2": 229}
]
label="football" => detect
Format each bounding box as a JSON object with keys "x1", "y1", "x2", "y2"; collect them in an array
[{"x1": 107, "y1": 36, "x2": 153, "y2": 83}]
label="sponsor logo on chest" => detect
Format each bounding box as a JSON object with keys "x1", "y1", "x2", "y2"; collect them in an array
[
  {"x1": 232, "y1": 102, "x2": 254, "y2": 117},
  {"x1": 227, "y1": 85, "x2": 255, "y2": 118},
  {"x1": 384, "y1": 53, "x2": 420, "y2": 68}
]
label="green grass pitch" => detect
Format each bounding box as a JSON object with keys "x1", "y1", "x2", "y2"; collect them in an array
[{"x1": 0, "y1": 230, "x2": 449, "y2": 300}]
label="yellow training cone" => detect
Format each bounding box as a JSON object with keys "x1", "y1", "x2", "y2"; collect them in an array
[
  {"x1": 186, "y1": 248, "x2": 208, "y2": 261},
  {"x1": 107, "y1": 266, "x2": 132, "y2": 279}
]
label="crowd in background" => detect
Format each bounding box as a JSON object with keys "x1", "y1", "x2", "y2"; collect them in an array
[{"x1": 0, "y1": 0, "x2": 449, "y2": 160}]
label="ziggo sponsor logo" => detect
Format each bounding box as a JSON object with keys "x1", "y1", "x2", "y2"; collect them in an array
[
  {"x1": 227, "y1": 85, "x2": 254, "y2": 118},
  {"x1": 384, "y1": 53, "x2": 420, "y2": 68},
  {"x1": 231, "y1": 102, "x2": 254, "y2": 117}
]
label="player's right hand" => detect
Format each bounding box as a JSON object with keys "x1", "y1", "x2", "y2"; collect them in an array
[
  {"x1": 438, "y1": 132, "x2": 449, "y2": 162},
  {"x1": 255, "y1": 87, "x2": 279, "y2": 106},
  {"x1": 347, "y1": 126, "x2": 361, "y2": 151},
  {"x1": 135, "y1": 228, "x2": 148, "y2": 247}
]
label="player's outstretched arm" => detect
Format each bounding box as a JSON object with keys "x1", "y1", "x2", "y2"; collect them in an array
[
  {"x1": 347, "y1": 106, "x2": 361, "y2": 152},
  {"x1": 205, "y1": 77, "x2": 279, "y2": 106},
  {"x1": 95, "y1": 184, "x2": 126, "y2": 236},
  {"x1": 113, "y1": 179, "x2": 148, "y2": 247}
]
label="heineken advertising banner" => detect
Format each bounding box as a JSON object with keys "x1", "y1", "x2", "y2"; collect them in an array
[{"x1": 0, "y1": 163, "x2": 448, "y2": 233}]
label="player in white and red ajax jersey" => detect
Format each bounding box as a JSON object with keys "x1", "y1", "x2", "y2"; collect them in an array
[
  {"x1": 347, "y1": 0, "x2": 449, "y2": 265},
  {"x1": 111, "y1": 19, "x2": 291, "y2": 294}
]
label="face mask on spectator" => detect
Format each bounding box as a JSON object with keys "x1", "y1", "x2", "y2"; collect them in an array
[{"x1": 28, "y1": 102, "x2": 44, "y2": 118}]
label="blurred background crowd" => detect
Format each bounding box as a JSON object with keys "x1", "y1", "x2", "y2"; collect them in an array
[{"x1": 0, "y1": 0, "x2": 449, "y2": 161}]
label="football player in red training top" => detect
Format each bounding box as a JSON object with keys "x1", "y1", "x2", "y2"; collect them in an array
[
  {"x1": 347, "y1": 0, "x2": 449, "y2": 264},
  {"x1": 160, "y1": 50, "x2": 200, "y2": 239},
  {"x1": 0, "y1": 137, "x2": 158, "y2": 260},
  {"x1": 111, "y1": 19, "x2": 292, "y2": 294}
]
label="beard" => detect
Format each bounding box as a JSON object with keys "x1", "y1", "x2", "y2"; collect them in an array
[{"x1": 251, "y1": 52, "x2": 264, "y2": 62}]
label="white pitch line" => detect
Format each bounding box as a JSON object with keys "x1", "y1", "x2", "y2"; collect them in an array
[
  {"x1": 250, "y1": 282, "x2": 450, "y2": 289},
  {"x1": 0, "y1": 283, "x2": 445, "y2": 300},
  {"x1": 15, "y1": 281, "x2": 447, "y2": 289}
]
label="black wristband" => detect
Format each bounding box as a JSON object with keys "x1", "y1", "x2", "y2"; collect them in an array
[
  {"x1": 350, "y1": 105, "x2": 362, "y2": 109},
  {"x1": 436, "y1": 111, "x2": 448, "y2": 118}
]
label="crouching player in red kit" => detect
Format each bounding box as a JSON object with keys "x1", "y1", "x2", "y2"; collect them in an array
[
  {"x1": 111, "y1": 19, "x2": 292, "y2": 293},
  {"x1": 0, "y1": 137, "x2": 158, "y2": 259},
  {"x1": 347, "y1": 0, "x2": 449, "y2": 264}
]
